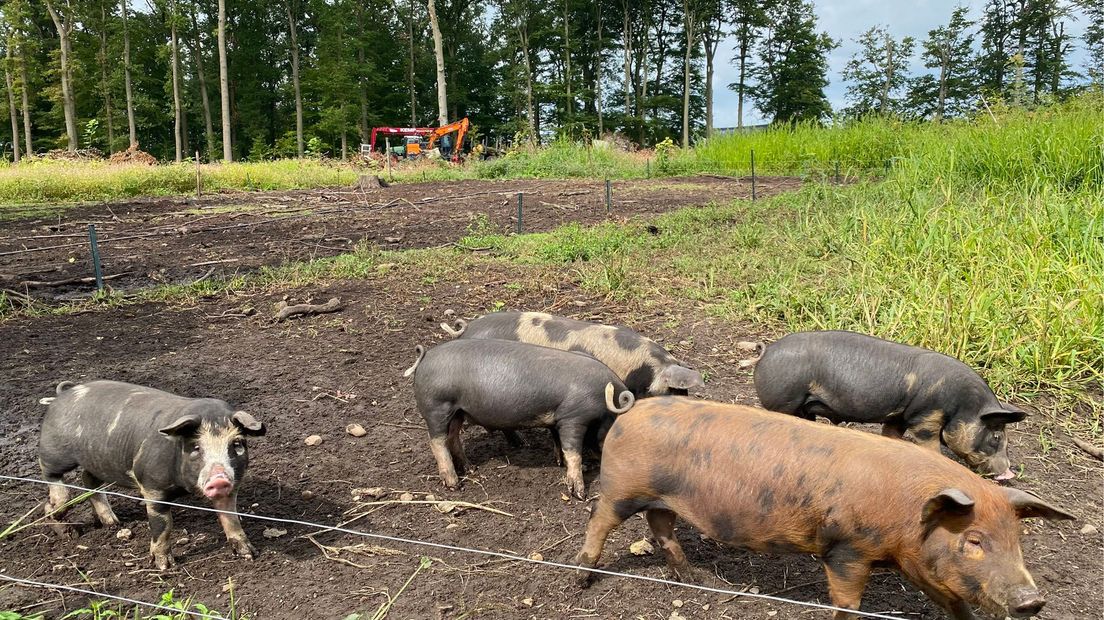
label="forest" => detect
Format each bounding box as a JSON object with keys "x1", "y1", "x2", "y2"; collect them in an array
[{"x1": 0, "y1": 0, "x2": 1101, "y2": 162}]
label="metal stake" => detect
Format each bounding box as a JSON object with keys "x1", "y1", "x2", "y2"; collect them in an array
[
  {"x1": 195, "y1": 151, "x2": 202, "y2": 197},
  {"x1": 750, "y1": 149, "x2": 757, "y2": 201},
  {"x1": 88, "y1": 224, "x2": 104, "y2": 292},
  {"x1": 605, "y1": 179, "x2": 612, "y2": 216},
  {"x1": 516, "y1": 193, "x2": 523, "y2": 234},
  {"x1": 835, "y1": 160, "x2": 841, "y2": 184},
  {"x1": 385, "y1": 138, "x2": 393, "y2": 182}
]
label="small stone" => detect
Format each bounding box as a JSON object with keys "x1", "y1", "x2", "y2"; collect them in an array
[
  {"x1": 445, "y1": 523, "x2": 460, "y2": 530},
  {"x1": 767, "y1": 611, "x2": 778, "y2": 617},
  {"x1": 304, "y1": 434, "x2": 323, "y2": 446},
  {"x1": 263, "y1": 527, "x2": 287, "y2": 539},
  {"x1": 520, "y1": 597, "x2": 533, "y2": 607},
  {"x1": 444, "y1": 309, "x2": 456, "y2": 317},
  {"x1": 425, "y1": 494, "x2": 436, "y2": 502},
  {"x1": 345, "y1": 423, "x2": 367, "y2": 437},
  {"x1": 116, "y1": 528, "x2": 132, "y2": 540},
  {"x1": 629, "y1": 539, "x2": 654, "y2": 556},
  {"x1": 1080, "y1": 524, "x2": 1098, "y2": 536},
  {"x1": 301, "y1": 490, "x2": 314, "y2": 500},
  {"x1": 669, "y1": 611, "x2": 686, "y2": 620},
  {"x1": 702, "y1": 604, "x2": 710, "y2": 611},
  {"x1": 749, "y1": 586, "x2": 760, "y2": 595},
  {"x1": 176, "y1": 537, "x2": 190, "y2": 546},
  {"x1": 571, "y1": 300, "x2": 587, "y2": 307},
  {"x1": 672, "y1": 599, "x2": 684, "y2": 608},
  {"x1": 363, "y1": 487, "x2": 385, "y2": 499},
  {"x1": 435, "y1": 501, "x2": 457, "y2": 514},
  {"x1": 528, "y1": 552, "x2": 543, "y2": 561},
  {"x1": 735, "y1": 341, "x2": 760, "y2": 352},
  {"x1": 399, "y1": 492, "x2": 414, "y2": 502},
  {"x1": 384, "y1": 236, "x2": 403, "y2": 243},
  {"x1": 124, "y1": 561, "x2": 134, "y2": 567},
  {"x1": 560, "y1": 493, "x2": 571, "y2": 502}
]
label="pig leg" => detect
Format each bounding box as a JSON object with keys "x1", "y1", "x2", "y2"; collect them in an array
[
  {"x1": 423, "y1": 405, "x2": 462, "y2": 490},
  {"x1": 645, "y1": 508, "x2": 695, "y2": 583},
  {"x1": 445, "y1": 413, "x2": 471, "y2": 475},
  {"x1": 557, "y1": 422, "x2": 588, "y2": 499},
  {"x1": 822, "y1": 554, "x2": 871, "y2": 619},
  {"x1": 43, "y1": 475, "x2": 77, "y2": 538},
  {"x1": 575, "y1": 498, "x2": 627, "y2": 587},
  {"x1": 81, "y1": 471, "x2": 120, "y2": 528},
  {"x1": 210, "y1": 492, "x2": 257, "y2": 560},
  {"x1": 141, "y1": 491, "x2": 175, "y2": 570}
]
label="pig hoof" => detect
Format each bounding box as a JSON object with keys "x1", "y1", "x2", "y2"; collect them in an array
[
  {"x1": 233, "y1": 540, "x2": 258, "y2": 560},
  {"x1": 575, "y1": 569, "x2": 596, "y2": 589},
  {"x1": 50, "y1": 523, "x2": 78, "y2": 539},
  {"x1": 152, "y1": 553, "x2": 176, "y2": 571}
]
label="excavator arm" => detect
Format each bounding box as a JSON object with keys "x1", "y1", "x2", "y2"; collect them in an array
[{"x1": 427, "y1": 118, "x2": 470, "y2": 162}]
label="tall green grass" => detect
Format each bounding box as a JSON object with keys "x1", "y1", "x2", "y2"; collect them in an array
[{"x1": 0, "y1": 159, "x2": 358, "y2": 206}]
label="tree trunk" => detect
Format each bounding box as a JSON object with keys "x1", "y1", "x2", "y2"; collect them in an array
[
  {"x1": 427, "y1": 0, "x2": 448, "y2": 125},
  {"x1": 518, "y1": 20, "x2": 536, "y2": 144},
  {"x1": 562, "y1": 0, "x2": 571, "y2": 123},
  {"x1": 596, "y1": 1, "x2": 603, "y2": 135},
  {"x1": 356, "y1": 2, "x2": 367, "y2": 141},
  {"x1": 936, "y1": 51, "x2": 948, "y2": 122},
  {"x1": 121, "y1": 0, "x2": 137, "y2": 147},
  {"x1": 189, "y1": 7, "x2": 216, "y2": 159},
  {"x1": 4, "y1": 57, "x2": 20, "y2": 162},
  {"x1": 98, "y1": 0, "x2": 115, "y2": 152},
  {"x1": 170, "y1": 0, "x2": 184, "y2": 162},
  {"x1": 407, "y1": 0, "x2": 417, "y2": 125},
  {"x1": 879, "y1": 33, "x2": 894, "y2": 113},
  {"x1": 218, "y1": 0, "x2": 233, "y2": 160},
  {"x1": 703, "y1": 15, "x2": 720, "y2": 137},
  {"x1": 736, "y1": 34, "x2": 748, "y2": 128},
  {"x1": 19, "y1": 46, "x2": 31, "y2": 154},
  {"x1": 286, "y1": 0, "x2": 303, "y2": 157},
  {"x1": 622, "y1": 0, "x2": 631, "y2": 118},
  {"x1": 341, "y1": 129, "x2": 347, "y2": 160},
  {"x1": 45, "y1": 0, "x2": 78, "y2": 151},
  {"x1": 681, "y1": 0, "x2": 695, "y2": 148}
]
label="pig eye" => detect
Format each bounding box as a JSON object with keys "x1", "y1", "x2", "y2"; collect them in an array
[
  {"x1": 964, "y1": 532, "x2": 986, "y2": 551},
  {"x1": 232, "y1": 439, "x2": 246, "y2": 455},
  {"x1": 188, "y1": 443, "x2": 201, "y2": 457}
]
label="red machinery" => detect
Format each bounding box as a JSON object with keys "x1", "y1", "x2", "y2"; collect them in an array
[
  {"x1": 367, "y1": 117, "x2": 471, "y2": 162},
  {"x1": 368, "y1": 126, "x2": 435, "y2": 154}
]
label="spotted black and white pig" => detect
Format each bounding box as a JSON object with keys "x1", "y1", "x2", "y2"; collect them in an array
[
  {"x1": 442, "y1": 311, "x2": 704, "y2": 398},
  {"x1": 38, "y1": 380, "x2": 266, "y2": 570},
  {"x1": 751, "y1": 330, "x2": 1027, "y2": 480},
  {"x1": 404, "y1": 339, "x2": 635, "y2": 498},
  {"x1": 576, "y1": 397, "x2": 1075, "y2": 619}
]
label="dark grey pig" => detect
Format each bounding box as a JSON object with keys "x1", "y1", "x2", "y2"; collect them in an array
[
  {"x1": 38, "y1": 380, "x2": 266, "y2": 570},
  {"x1": 442, "y1": 311, "x2": 703, "y2": 397},
  {"x1": 404, "y1": 339, "x2": 635, "y2": 498},
  {"x1": 751, "y1": 330, "x2": 1026, "y2": 480}
]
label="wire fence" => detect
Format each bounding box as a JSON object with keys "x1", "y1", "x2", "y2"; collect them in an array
[{"x1": 0, "y1": 473, "x2": 910, "y2": 620}]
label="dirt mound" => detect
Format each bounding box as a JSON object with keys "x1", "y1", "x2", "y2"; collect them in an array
[
  {"x1": 43, "y1": 147, "x2": 104, "y2": 162},
  {"x1": 108, "y1": 145, "x2": 158, "y2": 165}
]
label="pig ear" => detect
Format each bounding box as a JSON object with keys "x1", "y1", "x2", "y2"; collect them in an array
[
  {"x1": 663, "y1": 366, "x2": 705, "y2": 390},
  {"x1": 922, "y1": 488, "x2": 975, "y2": 525},
  {"x1": 1004, "y1": 488, "x2": 1076, "y2": 521},
  {"x1": 231, "y1": 411, "x2": 266, "y2": 436},
  {"x1": 980, "y1": 401, "x2": 1027, "y2": 425},
  {"x1": 158, "y1": 415, "x2": 202, "y2": 437}
]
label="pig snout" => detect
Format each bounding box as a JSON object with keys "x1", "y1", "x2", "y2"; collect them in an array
[
  {"x1": 202, "y1": 467, "x2": 235, "y2": 499},
  {"x1": 993, "y1": 468, "x2": 1016, "y2": 481},
  {"x1": 1009, "y1": 587, "x2": 1045, "y2": 617}
]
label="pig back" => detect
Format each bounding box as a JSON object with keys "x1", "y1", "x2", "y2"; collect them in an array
[
  {"x1": 600, "y1": 397, "x2": 1000, "y2": 556},
  {"x1": 414, "y1": 340, "x2": 622, "y2": 422}
]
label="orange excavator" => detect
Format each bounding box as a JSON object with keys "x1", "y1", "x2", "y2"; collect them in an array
[{"x1": 427, "y1": 117, "x2": 470, "y2": 162}]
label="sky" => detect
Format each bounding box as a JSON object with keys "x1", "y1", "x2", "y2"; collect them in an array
[{"x1": 710, "y1": 0, "x2": 1094, "y2": 127}]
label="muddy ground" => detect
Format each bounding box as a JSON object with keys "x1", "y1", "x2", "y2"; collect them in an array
[
  {"x1": 0, "y1": 179, "x2": 1100, "y2": 620},
  {"x1": 0, "y1": 176, "x2": 798, "y2": 301}
]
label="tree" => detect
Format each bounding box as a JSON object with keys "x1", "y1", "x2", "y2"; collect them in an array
[
  {"x1": 749, "y1": 0, "x2": 836, "y2": 124},
  {"x1": 681, "y1": 0, "x2": 703, "y2": 147},
  {"x1": 908, "y1": 6, "x2": 976, "y2": 121},
  {"x1": 121, "y1": 0, "x2": 137, "y2": 147},
  {"x1": 44, "y1": 0, "x2": 79, "y2": 151},
  {"x1": 427, "y1": 0, "x2": 448, "y2": 125},
  {"x1": 217, "y1": 0, "x2": 232, "y2": 160},
  {"x1": 168, "y1": 0, "x2": 184, "y2": 161},
  {"x1": 728, "y1": 0, "x2": 765, "y2": 128},
  {"x1": 1082, "y1": 0, "x2": 1104, "y2": 90},
  {"x1": 95, "y1": 0, "x2": 116, "y2": 151},
  {"x1": 3, "y1": 23, "x2": 20, "y2": 162},
  {"x1": 188, "y1": 3, "x2": 216, "y2": 159},
  {"x1": 286, "y1": 0, "x2": 304, "y2": 156},
  {"x1": 842, "y1": 26, "x2": 915, "y2": 116},
  {"x1": 699, "y1": 0, "x2": 724, "y2": 136}
]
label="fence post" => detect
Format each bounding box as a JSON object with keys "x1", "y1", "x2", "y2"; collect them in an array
[
  {"x1": 605, "y1": 179, "x2": 612, "y2": 216},
  {"x1": 750, "y1": 149, "x2": 757, "y2": 201},
  {"x1": 646, "y1": 158, "x2": 651, "y2": 178},
  {"x1": 195, "y1": 151, "x2": 202, "y2": 197},
  {"x1": 835, "y1": 160, "x2": 841, "y2": 184},
  {"x1": 88, "y1": 224, "x2": 104, "y2": 292},
  {"x1": 516, "y1": 193, "x2": 523, "y2": 234}
]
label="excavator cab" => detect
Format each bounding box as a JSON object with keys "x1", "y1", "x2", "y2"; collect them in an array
[{"x1": 427, "y1": 118, "x2": 471, "y2": 163}]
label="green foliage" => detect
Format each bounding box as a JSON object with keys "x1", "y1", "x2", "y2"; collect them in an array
[
  {"x1": 749, "y1": 0, "x2": 838, "y2": 123},
  {"x1": 53, "y1": 588, "x2": 245, "y2": 620}
]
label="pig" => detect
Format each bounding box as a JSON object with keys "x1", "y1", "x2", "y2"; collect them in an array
[
  {"x1": 442, "y1": 311, "x2": 704, "y2": 398},
  {"x1": 750, "y1": 330, "x2": 1027, "y2": 480},
  {"x1": 575, "y1": 397, "x2": 1075, "y2": 619},
  {"x1": 404, "y1": 339, "x2": 635, "y2": 498},
  {"x1": 37, "y1": 380, "x2": 266, "y2": 570}
]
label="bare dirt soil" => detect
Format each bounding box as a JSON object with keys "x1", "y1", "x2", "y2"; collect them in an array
[
  {"x1": 1, "y1": 176, "x2": 798, "y2": 301},
  {"x1": 0, "y1": 180, "x2": 1099, "y2": 620}
]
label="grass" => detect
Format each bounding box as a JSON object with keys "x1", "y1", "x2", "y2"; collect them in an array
[{"x1": 0, "y1": 586, "x2": 246, "y2": 620}]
